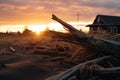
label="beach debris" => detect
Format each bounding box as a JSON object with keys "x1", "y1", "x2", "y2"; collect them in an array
[
  {"x1": 47, "y1": 56, "x2": 110, "y2": 80},
  {"x1": 46, "y1": 14, "x2": 120, "y2": 80},
  {"x1": 9, "y1": 46, "x2": 16, "y2": 52}
]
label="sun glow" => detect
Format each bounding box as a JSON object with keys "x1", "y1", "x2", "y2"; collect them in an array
[
  {"x1": 28, "y1": 25, "x2": 47, "y2": 34},
  {"x1": 0, "y1": 25, "x2": 25, "y2": 33},
  {"x1": 0, "y1": 22, "x2": 91, "y2": 34},
  {"x1": 27, "y1": 23, "x2": 66, "y2": 34},
  {"x1": 48, "y1": 23, "x2": 65, "y2": 32}
]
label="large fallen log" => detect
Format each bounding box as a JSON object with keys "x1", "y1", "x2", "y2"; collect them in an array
[
  {"x1": 52, "y1": 14, "x2": 120, "y2": 57},
  {"x1": 46, "y1": 56, "x2": 110, "y2": 80}
]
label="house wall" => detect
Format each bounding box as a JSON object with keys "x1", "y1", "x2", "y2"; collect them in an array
[
  {"x1": 106, "y1": 26, "x2": 120, "y2": 34},
  {"x1": 89, "y1": 27, "x2": 97, "y2": 33},
  {"x1": 89, "y1": 27, "x2": 104, "y2": 33},
  {"x1": 89, "y1": 16, "x2": 106, "y2": 33},
  {"x1": 118, "y1": 26, "x2": 120, "y2": 34}
]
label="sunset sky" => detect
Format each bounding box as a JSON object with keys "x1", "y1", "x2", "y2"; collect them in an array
[{"x1": 0, "y1": 0, "x2": 120, "y2": 33}]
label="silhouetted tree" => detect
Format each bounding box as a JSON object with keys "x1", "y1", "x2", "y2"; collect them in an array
[
  {"x1": 6, "y1": 31, "x2": 9, "y2": 34},
  {"x1": 17, "y1": 31, "x2": 21, "y2": 35},
  {"x1": 22, "y1": 26, "x2": 34, "y2": 35},
  {"x1": 45, "y1": 26, "x2": 50, "y2": 32}
]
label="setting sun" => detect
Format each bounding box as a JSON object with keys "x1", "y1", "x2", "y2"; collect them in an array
[{"x1": 28, "y1": 25, "x2": 47, "y2": 34}]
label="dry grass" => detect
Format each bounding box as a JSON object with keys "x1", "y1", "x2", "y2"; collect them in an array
[
  {"x1": 1, "y1": 31, "x2": 119, "y2": 63},
  {"x1": 89, "y1": 31, "x2": 120, "y2": 41},
  {"x1": 0, "y1": 32, "x2": 87, "y2": 64},
  {"x1": 0, "y1": 31, "x2": 120, "y2": 80}
]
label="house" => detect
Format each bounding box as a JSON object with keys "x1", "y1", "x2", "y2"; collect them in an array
[{"x1": 86, "y1": 15, "x2": 120, "y2": 35}]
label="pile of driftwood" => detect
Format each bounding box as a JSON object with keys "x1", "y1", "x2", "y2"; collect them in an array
[{"x1": 46, "y1": 15, "x2": 120, "y2": 80}]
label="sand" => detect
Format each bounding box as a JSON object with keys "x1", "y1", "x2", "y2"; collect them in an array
[{"x1": 0, "y1": 33, "x2": 75, "y2": 80}]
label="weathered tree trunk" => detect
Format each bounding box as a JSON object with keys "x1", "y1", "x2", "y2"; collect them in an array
[{"x1": 52, "y1": 14, "x2": 120, "y2": 57}]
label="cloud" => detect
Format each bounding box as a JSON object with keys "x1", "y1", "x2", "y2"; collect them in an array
[{"x1": 0, "y1": 0, "x2": 120, "y2": 24}]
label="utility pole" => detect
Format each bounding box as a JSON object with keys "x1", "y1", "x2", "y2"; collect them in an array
[{"x1": 77, "y1": 12, "x2": 80, "y2": 27}]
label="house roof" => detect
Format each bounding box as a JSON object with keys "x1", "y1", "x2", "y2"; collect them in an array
[
  {"x1": 96, "y1": 15, "x2": 120, "y2": 24},
  {"x1": 86, "y1": 15, "x2": 120, "y2": 27},
  {"x1": 86, "y1": 24, "x2": 120, "y2": 27}
]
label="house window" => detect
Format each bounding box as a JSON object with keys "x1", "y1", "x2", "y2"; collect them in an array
[
  {"x1": 107, "y1": 27, "x2": 112, "y2": 33},
  {"x1": 113, "y1": 26, "x2": 118, "y2": 34},
  {"x1": 107, "y1": 26, "x2": 118, "y2": 34}
]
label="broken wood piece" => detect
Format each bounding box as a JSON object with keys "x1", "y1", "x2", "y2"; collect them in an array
[
  {"x1": 52, "y1": 14, "x2": 78, "y2": 33},
  {"x1": 46, "y1": 56, "x2": 110, "y2": 80},
  {"x1": 9, "y1": 46, "x2": 16, "y2": 52}
]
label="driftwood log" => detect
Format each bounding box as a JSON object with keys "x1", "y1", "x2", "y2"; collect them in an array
[
  {"x1": 46, "y1": 14, "x2": 120, "y2": 80},
  {"x1": 47, "y1": 56, "x2": 120, "y2": 80},
  {"x1": 51, "y1": 14, "x2": 120, "y2": 57},
  {"x1": 46, "y1": 56, "x2": 110, "y2": 80}
]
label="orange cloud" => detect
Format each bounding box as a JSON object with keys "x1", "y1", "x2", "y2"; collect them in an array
[{"x1": 0, "y1": 0, "x2": 120, "y2": 25}]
